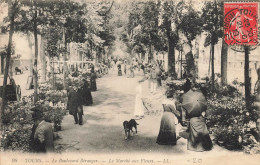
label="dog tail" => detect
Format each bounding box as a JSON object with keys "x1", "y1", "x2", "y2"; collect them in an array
[{"x1": 136, "y1": 123, "x2": 139, "y2": 125}]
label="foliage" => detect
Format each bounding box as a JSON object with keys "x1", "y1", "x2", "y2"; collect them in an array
[
  {"x1": 177, "y1": 2, "x2": 202, "y2": 46},
  {"x1": 207, "y1": 96, "x2": 260, "y2": 151},
  {"x1": 0, "y1": 43, "x2": 15, "y2": 58},
  {"x1": 201, "y1": 0, "x2": 223, "y2": 46},
  {"x1": 1, "y1": 101, "x2": 33, "y2": 151}
]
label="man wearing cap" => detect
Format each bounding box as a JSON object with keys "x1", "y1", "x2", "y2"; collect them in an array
[{"x1": 30, "y1": 108, "x2": 54, "y2": 153}]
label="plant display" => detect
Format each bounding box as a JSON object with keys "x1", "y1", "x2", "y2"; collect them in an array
[
  {"x1": 1, "y1": 101, "x2": 33, "y2": 151},
  {"x1": 207, "y1": 96, "x2": 259, "y2": 152},
  {"x1": 1, "y1": 92, "x2": 67, "y2": 151}
]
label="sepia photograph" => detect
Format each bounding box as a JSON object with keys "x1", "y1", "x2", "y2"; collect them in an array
[{"x1": 0, "y1": 0, "x2": 260, "y2": 164}]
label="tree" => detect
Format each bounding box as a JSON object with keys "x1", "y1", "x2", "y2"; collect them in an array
[
  {"x1": 158, "y1": 0, "x2": 179, "y2": 76},
  {"x1": 1, "y1": 0, "x2": 20, "y2": 115},
  {"x1": 122, "y1": 2, "x2": 144, "y2": 58},
  {"x1": 202, "y1": 0, "x2": 223, "y2": 90},
  {"x1": 178, "y1": 0, "x2": 202, "y2": 79},
  {"x1": 221, "y1": 38, "x2": 228, "y2": 85},
  {"x1": 140, "y1": 1, "x2": 160, "y2": 63},
  {"x1": 244, "y1": 46, "x2": 250, "y2": 109},
  {"x1": 97, "y1": 1, "x2": 116, "y2": 62}
]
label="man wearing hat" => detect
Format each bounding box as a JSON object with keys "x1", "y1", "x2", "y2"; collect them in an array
[
  {"x1": 30, "y1": 107, "x2": 54, "y2": 153},
  {"x1": 67, "y1": 86, "x2": 84, "y2": 125}
]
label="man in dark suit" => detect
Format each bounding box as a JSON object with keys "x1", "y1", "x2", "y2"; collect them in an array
[
  {"x1": 30, "y1": 107, "x2": 54, "y2": 153},
  {"x1": 67, "y1": 86, "x2": 84, "y2": 125}
]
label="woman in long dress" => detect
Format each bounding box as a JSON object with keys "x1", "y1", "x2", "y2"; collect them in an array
[
  {"x1": 118, "y1": 64, "x2": 122, "y2": 76},
  {"x1": 156, "y1": 96, "x2": 180, "y2": 145},
  {"x1": 134, "y1": 81, "x2": 145, "y2": 118},
  {"x1": 81, "y1": 79, "x2": 93, "y2": 106},
  {"x1": 183, "y1": 88, "x2": 213, "y2": 152},
  {"x1": 90, "y1": 70, "x2": 97, "y2": 91}
]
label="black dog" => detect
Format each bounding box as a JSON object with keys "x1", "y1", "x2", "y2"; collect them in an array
[
  {"x1": 15, "y1": 67, "x2": 23, "y2": 75},
  {"x1": 128, "y1": 119, "x2": 138, "y2": 134},
  {"x1": 123, "y1": 119, "x2": 139, "y2": 140},
  {"x1": 123, "y1": 121, "x2": 130, "y2": 140}
]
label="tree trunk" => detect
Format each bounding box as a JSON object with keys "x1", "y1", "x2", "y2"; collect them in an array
[
  {"x1": 148, "y1": 43, "x2": 153, "y2": 63},
  {"x1": 26, "y1": 32, "x2": 33, "y2": 76},
  {"x1": 51, "y1": 59, "x2": 55, "y2": 90},
  {"x1": 9, "y1": 58, "x2": 13, "y2": 78},
  {"x1": 244, "y1": 46, "x2": 250, "y2": 109},
  {"x1": 40, "y1": 35, "x2": 46, "y2": 82},
  {"x1": 167, "y1": 37, "x2": 176, "y2": 77},
  {"x1": 1, "y1": 0, "x2": 16, "y2": 115},
  {"x1": 221, "y1": 38, "x2": 228, "y2": 85},
  {"x1": 33, "y1": 5, "x2": 38, "y2": 104},
  {"x1": 1, "y1": 56, "x2": 5, "y2": 74},
  {"x1": 62, "y1": 27, "x2": 68, "y2": 88},
  {"x1": 211, "y1": 43, "x2": 215, "y2": 92},
  {"x1": 185, "y1": 41, "x2": 196, "y2": 82}
]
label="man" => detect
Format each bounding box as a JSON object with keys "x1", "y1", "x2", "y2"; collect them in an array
[
  {"x1": 30, "y1": 107, "x2": 54, "y2": 153},
  {"x1": 67, "y1": 86, "x2": 84, "y2": 125}
]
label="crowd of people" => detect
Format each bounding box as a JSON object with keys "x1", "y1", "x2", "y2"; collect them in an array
[
  {"x1": 29, "y1": 64, "x2": 99, "y2": 153},
  {"x1": 132, "y1": 61, "x2": 213, "y2": 152},
  {"x1": 156, "y1": 81, "x2": 213, "y2": 152},
  {"x1": 29, "y1": 57, "x2": 213, "y2": 153}
]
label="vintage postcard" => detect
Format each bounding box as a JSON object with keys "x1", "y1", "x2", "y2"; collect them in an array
[{"x1": 0, "y1": 0, "x2": 260, "y2": 165}]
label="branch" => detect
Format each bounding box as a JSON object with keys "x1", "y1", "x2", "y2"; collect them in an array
[{"x1": 105, "y1": 0, "x2": 114, "y2": 16}]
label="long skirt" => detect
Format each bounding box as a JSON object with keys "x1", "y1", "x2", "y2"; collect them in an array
[
  {"x1": 156, "y1": 112, "x2": 177, "y2": 145},
  {"x1": 118, "y1": 69, "x2": 122, "y2": 76},
  {"x1": 84, "y1": 90, "x2": 93, "y2": 105},
  {"x1": 187, "y1": 117, "x2": 213, "y2": 152},
  {"x1": 134, "y1": 94, "x2": 144, "y2": 117},
  {"x1": 157, "y1": 78, "x2": 162, "y2": 87},
  {"x1": 90, "y1": 80, "x2": 97, "y2": 91}
]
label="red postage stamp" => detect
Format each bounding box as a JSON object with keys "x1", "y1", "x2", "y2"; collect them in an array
[{"x1": 224, "y1": 2, "x2": 258, "y2": 46}]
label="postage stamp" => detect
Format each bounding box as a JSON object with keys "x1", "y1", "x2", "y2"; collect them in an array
[{"x1": 224, "y1": 2, "x2": 258, "y2": 46}]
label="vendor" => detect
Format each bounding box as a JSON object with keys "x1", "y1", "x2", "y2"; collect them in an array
[{"x1": 30, "y1": 107, "x2": 54, "y2": 153}]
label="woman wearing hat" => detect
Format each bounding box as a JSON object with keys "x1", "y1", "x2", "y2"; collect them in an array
[
  {"x1": 30, "y1": 107, "x2": 54, "y2": 153},
  {"x1": 156, "y1": 93, "x2": 180, "y2": 145}
]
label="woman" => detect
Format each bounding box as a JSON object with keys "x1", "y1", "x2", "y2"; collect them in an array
[
  {"x1": 134, "y1": 81, "x2": 145, "y2": 118},
  {"x1": 155, "y1": 64, "x2": 162, "y2": 87},
  {"x1": 156, "y1": 94, "x2": 180, "y2": 145},
  {"x1": 182, "y1": 85, "x2": 213, "y2": 152},
  {"x1": 124, "y1": 60, "x2": 127, "y2": 75},
  {"x1": 90, "y1": 70, "x2": 97, "y2": 91},
  {"x1": 80, "y1": 79, "x2": 93, "y2": 106},
  {"x1": 130, "y1": 65, "x2": 135, "y2": 78},
  {"x1": 118, "y1": 63, "x2": 122, "y2": 76}
]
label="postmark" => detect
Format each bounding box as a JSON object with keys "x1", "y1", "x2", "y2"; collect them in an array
[{"x1": 224, "y1": 2, "x2": 258, "y2": 51}]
